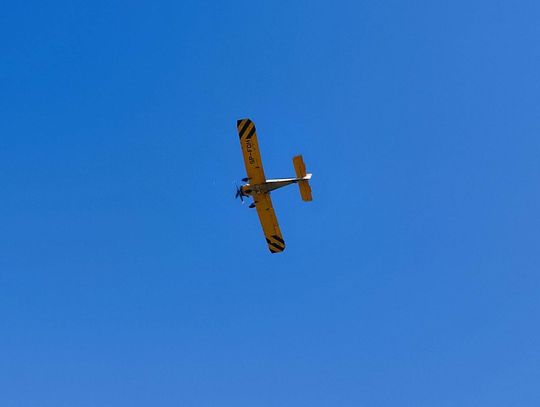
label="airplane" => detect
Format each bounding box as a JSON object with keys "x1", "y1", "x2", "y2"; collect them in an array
[{"x1": 235, "y1": 118, "x2": 313, "y2": 253}]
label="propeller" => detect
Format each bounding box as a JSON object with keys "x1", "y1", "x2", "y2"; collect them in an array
[{"x1": 235, "y1": 184, "x2": 244, "y2": 203}]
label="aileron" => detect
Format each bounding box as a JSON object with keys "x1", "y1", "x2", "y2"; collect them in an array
[
  {"x1": 237, "y1": 119, "x2": 266, "y2": 184},
  {"x1": 255, "y1": 193, "x2": 285, "y2": 253}
]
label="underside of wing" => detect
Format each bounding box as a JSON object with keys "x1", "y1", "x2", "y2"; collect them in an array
[
  {"x1": 254, "y1": 193, "x2": 285, "y2": 253},
  {"x1": 237, "y1": 118, "x2": 266, "y2": 184}
]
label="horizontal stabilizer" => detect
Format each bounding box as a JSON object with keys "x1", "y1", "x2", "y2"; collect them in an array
[
  {"x1": 293, "y1": 155, "x2": 306, "y2": 178},
  {"x1": 293, "y1": 155, "x2": 313, "y2": 201}
]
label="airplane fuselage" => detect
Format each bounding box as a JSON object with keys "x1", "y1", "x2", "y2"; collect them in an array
[{"x1": 241, "y1": 175, "x2": 312, "y2": 196}]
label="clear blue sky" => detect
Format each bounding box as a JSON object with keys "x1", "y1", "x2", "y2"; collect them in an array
[{"x1": 1, "y1": 1, "x2": 539, "y2": 405}]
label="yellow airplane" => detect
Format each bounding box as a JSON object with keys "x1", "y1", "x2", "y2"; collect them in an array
[{"x1": 235, "y1": 118, "x2": 313, "y2": 253}]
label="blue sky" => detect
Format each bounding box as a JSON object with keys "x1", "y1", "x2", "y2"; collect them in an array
[{"x1": 1, "y1": 1, "x2": 539, "y2": 405}]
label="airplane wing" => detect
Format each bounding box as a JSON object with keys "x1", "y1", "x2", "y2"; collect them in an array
[
  {"x1": 254, "y1": 193, "x2": 286, "y2": 253},
  {"x1": 237, "y1": 118, "x2": 266, "y2": 184}
]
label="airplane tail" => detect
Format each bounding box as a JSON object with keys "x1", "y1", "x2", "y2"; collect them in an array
[{"x1": 292, "y1": 155, "x2": 313, "y2": 201}]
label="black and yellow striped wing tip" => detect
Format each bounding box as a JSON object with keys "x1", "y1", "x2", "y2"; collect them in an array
[
  {"x1": 266, "y1": 235, "x2": 285, "y2": 254},
  {"x1": 237, "y1": 118, "x2": 256, "y2": 140}
]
